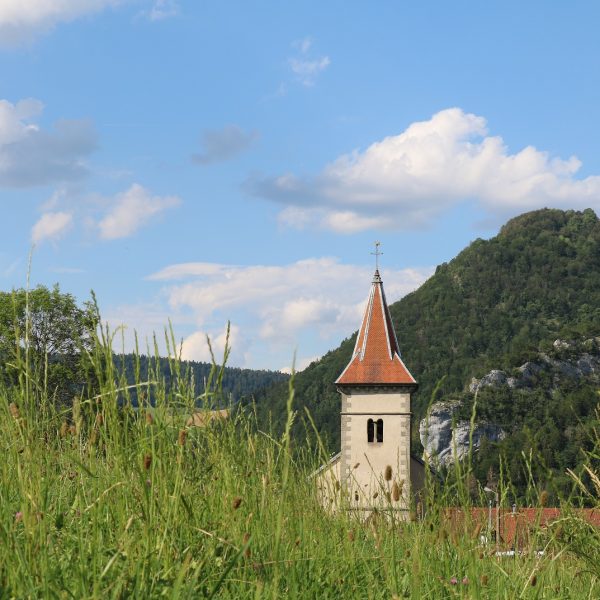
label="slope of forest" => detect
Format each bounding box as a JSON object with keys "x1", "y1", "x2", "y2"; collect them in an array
[
  {"x1": 251, "y1": 208, "x2": 600, "y2": 475},
  {"x1": 117, "y1": 354, "x2": 289, "y2": 406}
]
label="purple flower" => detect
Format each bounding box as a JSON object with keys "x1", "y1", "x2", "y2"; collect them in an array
[
  {"x1": 15, "y1": 511, "x2": 23, "y2": 522},
  {"x1": 450, "y1": 577, "x2": 458, "y2": 585}
]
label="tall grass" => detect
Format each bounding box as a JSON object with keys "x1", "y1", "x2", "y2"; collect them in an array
[{"x1": 0, "y1": 314, "x2": 598, "y2": 598}]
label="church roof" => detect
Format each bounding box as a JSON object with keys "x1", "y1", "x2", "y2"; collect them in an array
[{"x1": 335, "y1": 269, "x2": 416, "y2": 386}]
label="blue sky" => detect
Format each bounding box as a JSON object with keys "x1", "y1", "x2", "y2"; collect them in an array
[{"x1": 1, "y1": 1, "x2": 600, "y2": 371}]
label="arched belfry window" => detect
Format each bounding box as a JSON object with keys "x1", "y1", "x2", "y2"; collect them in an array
[
  {"x1": 367, "y1": 419, "x2": 374, "y2": 443},
  {"x1": 376, "y1": 419, "x2": 384, "y2": 443}
]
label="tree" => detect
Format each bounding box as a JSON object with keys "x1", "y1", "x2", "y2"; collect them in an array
[{"x1": 0, "y1": 284, "x2": 99, "y2": 404}]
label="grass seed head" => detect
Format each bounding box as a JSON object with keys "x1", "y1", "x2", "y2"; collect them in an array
[
  {"x1": 392, "y1": 481, "x2": 402, "y2": 501},
  {"x1": 347, "y1": 530, "x2": 355, "y2": 542},
  {"x1": 145, "y1": 412, "x2": 154, "y2": 425},
  {"x1": 540, "y1": 490, "x2": 549, "y2": 507},
  {"x1": 232, "y1": 496, "x2": 243, "y2": 510},
  {"x1": 59, "y1": 421, "x2": 69, "y2": 438},
  {"x1": 480, "y1": 574, "x2": 488, "y2": 586},
  {"x1": 95, "y1": 413, "x2": 103, "y2": 427},
  {"x1": 143, "y1": 454, "x2": 152, "y2": 470},
  {"x1": 384, "y1": 465, "x2": 392, "y2": 481},
  {"x1": 178, "y1": 429, "x2": 187, "y2": 447},
  {"x1": 9, "y1": 402, "x2": 20, "y2": 419}
]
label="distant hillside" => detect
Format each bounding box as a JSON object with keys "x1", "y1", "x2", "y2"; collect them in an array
[
  {"x1": 117, "y1": 354, "x2": 289, "y2": 406},
  {"x1": 252, "y1": 208, "x2": 600, "y2": 458}
]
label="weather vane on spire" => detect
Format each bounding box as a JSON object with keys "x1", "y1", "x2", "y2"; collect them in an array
[{"x1": 371, "y1": 241, "x2": 383, "y2": 271}]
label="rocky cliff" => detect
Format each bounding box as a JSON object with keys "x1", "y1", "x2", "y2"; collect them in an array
[{"x1": 419, "y1": 338, "x2": 600, "y2": 468}]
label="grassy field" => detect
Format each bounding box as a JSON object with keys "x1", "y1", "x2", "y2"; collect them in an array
[{"x1": 1, "y1": 322, "x2": 599, "y2": 598}]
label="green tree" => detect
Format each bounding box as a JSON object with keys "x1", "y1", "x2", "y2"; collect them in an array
[{"x1": 0, "y1": 284, "x2": 98, "y2": 404}]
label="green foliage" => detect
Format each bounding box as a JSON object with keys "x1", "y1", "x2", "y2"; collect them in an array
[
  {"x1": 253, "y1": 208, "x2": 600, "y2": 476},
  {"x1": 0, "y1": 284, "x2": 98, "y2": 405}
]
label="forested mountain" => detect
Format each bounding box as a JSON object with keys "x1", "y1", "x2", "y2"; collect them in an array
[
  {"x1": 251, "y1": 208, "x2": 600, "y2": 485},
  {"x1": 116, "y1": 354, "x2": 289, "y2": 406}
]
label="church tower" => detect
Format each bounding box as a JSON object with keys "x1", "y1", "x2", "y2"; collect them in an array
[{"x1": 335, "y1": 266, "x2": 417, "y2": 518}]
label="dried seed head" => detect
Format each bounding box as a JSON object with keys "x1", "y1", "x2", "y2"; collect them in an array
[
  {"x1": 480, "y1": 574, "x2": 488, "y2": 586},
  {"x1": 530, "y1": 575, "x2": 537, "y2": 587},
  {"x1": 59, "y1": 421, "x2": 69, "y2": 438},
  {"x1": 354, "y1": 491, "x2": 359, "y2": 501},
  {"x1": 69, "y1": 425, "x2": 77, "y2": 436},
  {"x1": 95, "y1": 413, "x2": 103, "y2": 427},
  {"x1": 384, "y1": 465, "x2": 392, "y2": 481},
  {"x1": 334, "y1": 480, "x2": 341, "y2": 491},
  {"x1": 89, "y1": 429, "x2": 97, "y2": 445},
  {"x1": 232, "y1": 497, "x2": 243, "y2": 510},
  {"x1": 295, "y1": 537, "x2": 300, "y2": 546},
  {"x1": 372, "y1": 491, "x2": 379, "y2": 499},
  {"x1": 540, "y1": 490, "x2": 549, "y2": 507},
  {"x1": 9, "y1": 402, "x2": 20, "y2": 419},
  {"x1": 347, "y1": 530, "x2": 355, "y2": 542},
  {"x1": 405, "y1": 549, "x2": 411, "y2": 558},
  {"x1": 391, "y1": 481, "x2": 401, "y2": 501},
  {"x1": 243, "y1": 532, "x2": 251, "y2": 557},
  {"x1": 143, "y1": 454, "x2": 152, "y2": 470},
  {"x1": 145, "y1": 412, "x2": 154, "y2": 425},
  {"x1": 353, "y1": 462, "x2": 360, "y2": 470},
  {"x1": 178, "y1": 429, "x2": 187, "y2": 447}
]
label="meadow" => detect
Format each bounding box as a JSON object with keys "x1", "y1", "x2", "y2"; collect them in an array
[{"x1": 1, "y1": 319, "x2": 599, "y2": 599}]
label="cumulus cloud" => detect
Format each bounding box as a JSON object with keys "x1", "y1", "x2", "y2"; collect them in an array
[
  {"x1": 0, "y1": 98, "x2": 96, "y2": 187},
  {"x1": 98, "y1": 183, "x2": 181, "y2": 240},
  {"x1": 181, "y1": 324, "x2": 241, "y2": 364},
  {"x1": 0, "y1": 0, "x2": 122, "y2": 45},
  {"x1": 288, "y1": 37, "x2": 330, "y2": 86},
  {"x1": 149, "y1": 257, "x2": 431, "y2": 350},
  {"x1": 31, "y1": 211, "x2": 73, "y2": 244},
  {"x1": 249, "y1": 107, "x2": 600, "y2": 232},
  {"x1": 192, "y1": 125, "x2": 259, "y2": 165}
]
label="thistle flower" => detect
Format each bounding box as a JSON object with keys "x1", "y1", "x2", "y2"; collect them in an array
[
  {"x1": 391, "y1": 481, "x2": 402, "y2": 501},
  {"x1": 9, "y1": 403, "x2": 20, "y2": 419},
  {"x1": 384, "y1": 465, "x2": 392, "y2": 481},
  {"x1": 178, "y1": 429, "x2": 187, "y2": 447},
  {"x1": 449, "y1": 577, "x2": 458, "y2": 585},
  {"x1": 143, "y1": 454, "x2": 152, "y2": 470},
  {"x1": 232, "y1": 496, "x2": 243, "y2": 510}
]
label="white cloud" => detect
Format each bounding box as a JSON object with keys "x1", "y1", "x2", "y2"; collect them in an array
[
  {"x1": 0, "y1": 98, "x2": 96, "y2": 187},
  {"x1": 98, "y1": 183, "x2": 181, "y2": 240},
  {"x1": 181, "y1": 324, "x2": 241, "y2": 364},
  {"x1": 0, "y1": 0, "x2": 123, "y2": 45},
  {"x1": 250, "y1": 107, "x2": 600, "y2": 232},
  {"x1": 160, "y1": 258, "x2": 430, "y2": 339},
  {"x1": 288, "y1": 37, "x2": 330, "y2": 86},
  {"x1": 143, "y1": 0, "x2": 180, "y2": 21},
  {"x1": 192, "y1": 125, "x2": 258, "y2": 165},
  {"x1": 31, "y1": 211, "x2": 73, "y2": 244}
]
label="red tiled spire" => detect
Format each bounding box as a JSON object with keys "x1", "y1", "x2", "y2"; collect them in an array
[{"x1": 336, "y1": 269, "x2": 416, "y2": 386}]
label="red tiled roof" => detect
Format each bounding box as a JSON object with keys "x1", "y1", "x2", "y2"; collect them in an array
[{"x1": 336, "y1": 270, "x2": 416, "y2": 386}]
